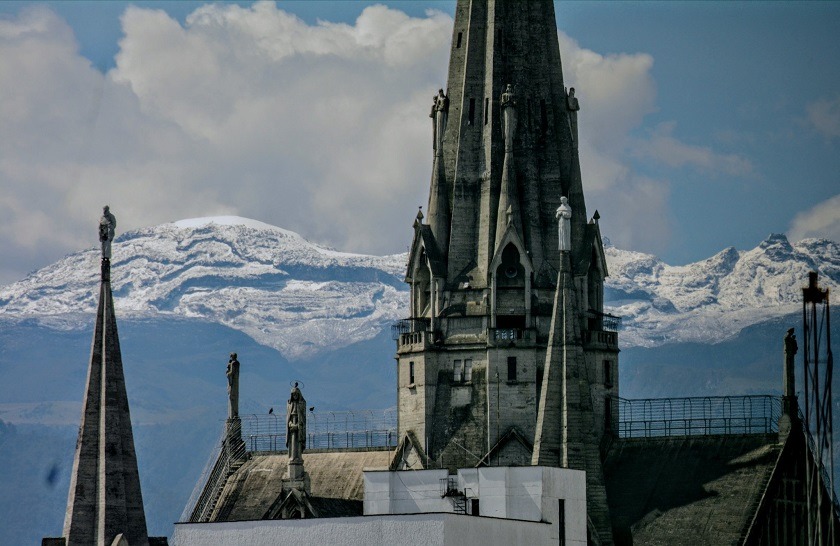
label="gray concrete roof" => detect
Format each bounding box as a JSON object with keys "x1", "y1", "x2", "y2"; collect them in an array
[
  {"x1": 604, "y1": 434, "x2": 781, "y2": 546},
  {"x1": 210, "y1": 449, "x2": 393, "y2": 522}
]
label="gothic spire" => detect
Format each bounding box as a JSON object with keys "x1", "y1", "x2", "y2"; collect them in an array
[
  {"x1": 436, "y1": 0, "x2": 587, "y2": 287},
  {"x1": 62, "y1": 210, "x2": 150, "y2": 546}
]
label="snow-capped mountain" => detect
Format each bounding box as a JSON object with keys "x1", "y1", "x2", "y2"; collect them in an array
[
  {"x1": 0, "y1": 217, "x2": 837, "y2": 355},
  {"x1": 604, "y1": 234, "x2": 840, "y2": 347},
  {"x1": 0, "y1": 216, "x2": 408, "y2": 359}
]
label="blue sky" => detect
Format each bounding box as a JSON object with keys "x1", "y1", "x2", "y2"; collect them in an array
[{"x1": 0, "y1": 1, "x2": 838, "y2": 285}]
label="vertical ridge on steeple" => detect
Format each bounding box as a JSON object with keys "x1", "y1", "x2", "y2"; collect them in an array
[{"x1": 62, "y1": 214, "x2": 149, "y2": 546}]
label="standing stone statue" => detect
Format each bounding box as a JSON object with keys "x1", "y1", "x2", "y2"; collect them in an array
[
  {"x1": 501, "y1": 84, "x2": 517, "y2": 152},
  {"x1": 566, "y1": 87, "x2": 580, "y2": 148},
  {"x1": 286, "y1": 382, "x2": 307, "y2": 462},
  {"x1": 556, "y1": 196, "x2": 572, "y2": 252},
  {"x1": 430, "y1": 88, "x2": 449, "y2": 154},
  {"x1": 99, "y1": 205, "x2": 117, "y2": 259},
  {"x1": 227, "y1": 353, "x2": 240, "y2": 419},
  {"x1": 783, "y1": 328, "x2": 797, "y2": 400}
]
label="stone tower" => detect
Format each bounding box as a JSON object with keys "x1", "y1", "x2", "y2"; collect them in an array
[
  {"x1": 394, "y1": 1, "x2": 618, "y2": 536},
  {"x1": 59, "y1": 229, "x2": 150, "y2": 545}
]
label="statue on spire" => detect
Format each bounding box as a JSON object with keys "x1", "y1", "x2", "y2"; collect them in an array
[
  {"x1": 566, "y1": 87, "x2": 580, "y2": 148},
  {"x1": 286, "y1": 382, "x2": 307, "y2": 463},
  {"x1": 227, "y1": 353, "x2": 240, "y2": 419},
  {"x1": 501, "y1": 84, "x2": 517, "y2": 153},
  {"x1": 99, "y1": 205, "x2": 117, "y2": 260},
  {"x1": 430, "y1": 88, "x2": 449, "y2": 155},
  {"x1": 556, "y1": 196, "x2": 572, "y2": 252}
]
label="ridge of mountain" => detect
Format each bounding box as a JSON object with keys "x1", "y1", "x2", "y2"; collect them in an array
[{"x1": 0, "y1": 218, "x2": 837, "y2": 356}]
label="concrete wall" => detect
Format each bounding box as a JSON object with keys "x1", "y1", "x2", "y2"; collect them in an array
[{"x1": 172, "y1": 513, "x2": 558, "y2": 546}]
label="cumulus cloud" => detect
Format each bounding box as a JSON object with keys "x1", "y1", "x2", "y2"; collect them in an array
[
  {"x1": 0, "y1": 3, "x2": 753, "y2": 284},
  {"x1": 807, "y1": 95, "x2": 840, "y2": 139},
  {"x1": 788, "y1": 194, "x2": 840, "y2": 242}
]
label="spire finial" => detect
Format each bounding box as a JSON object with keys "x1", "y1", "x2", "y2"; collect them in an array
[{"x1": 98, "y1": 206, "x2": 117, "y2": 281}]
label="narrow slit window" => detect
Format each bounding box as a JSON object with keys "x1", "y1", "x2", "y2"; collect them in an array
[
  {"x1": 468, "y1": 98, "x2": 476, "y2": 125},
  {"x1": 484, "y1": 98, "x2": 489, "y2": 125},
  {"x1": 558, "y1": 499, "x2": 566, "y2": 546},
  {"x1": 603, "y1": 360, "x2": 612, "y2": 387},
  {"x1": 456, "y1": 32, "x2": 463, "y2": 48},
  {"x1": 464, "y1": 359, "x2": 473, "y2": 382},
  {"x1": 604, "y1": 397, "x2": 613, "y2": 431},
  {"x1": 454, "y1": 359, "x2": 463, "y2": 382},
  {"x1": 409, "y1": 361, "x2": 415, "y2": 384},
  {"x1": 507, "y1": 356, "x2": 517, "y2": 381}
]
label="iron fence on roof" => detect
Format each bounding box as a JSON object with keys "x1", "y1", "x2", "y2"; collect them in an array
[
  {"x1": 617, "y1": 395, "x2": 782, "y2": 438},
  {"x1": 240, "y1": 408, "x2": 398, "y2": 452}
]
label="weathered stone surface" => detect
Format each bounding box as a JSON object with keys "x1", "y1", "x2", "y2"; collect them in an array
[{"x1": 62, "y1": 269, "x2": 149, "y2": 546}]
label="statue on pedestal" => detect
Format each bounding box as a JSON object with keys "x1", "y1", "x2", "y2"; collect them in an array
[
  {"x1": 430, "y1": 88, "x2": 449, "y2": 155},
  {"x1": 566, "y1": 87, "x2": 580, "y2": 148},
  {"x1": 286, "y1": 382, "x2": 307, "y2": 462},
  {"x1": 99, "y1": 206, "x2": 117, "y2": 260},
  {"x1": 227, "y1": 353, "x2": 240, "y2": 419},
  {"x1": 556, "y1": 196, "x2": 572, "y2": 252}
]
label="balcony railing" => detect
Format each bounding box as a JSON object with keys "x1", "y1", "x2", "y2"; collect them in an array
[
  {"x1": 588, "y1": 310, "x2": 622, "y2": 332},
  {"x1": 240, "y1": 409, "x2": 398, "y2": 452},
  {"x1": 391, "y1": 318, "x2": 430, "y2": 340},
  {"x1": 617, "y1": 395, "x2": 781, "y2": 438}
]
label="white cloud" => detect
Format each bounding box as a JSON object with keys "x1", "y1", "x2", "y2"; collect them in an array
[
  {"x1": 807, "y1": 95, "x2": 840, "y2": 139},
  {"x1": 0, "y1": 3, "x2": 754, "y2": 284},
  {"x1": 632, "y1": 121, "x2": 754, "y2": 176},
  {"x1": 788, "y1": 194, "x2": 840, "y2": 242}
]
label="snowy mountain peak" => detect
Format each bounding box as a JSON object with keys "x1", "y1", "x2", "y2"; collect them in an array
[
  {"x1": 173, "y1": 216, "x2": 283, "y2": 231},
  {"x1": 0, "y1": 218, "x2": 836, "y2": 354},
  {"x1": 0, "y1": 219, "x2": 408, "y2": 359}
]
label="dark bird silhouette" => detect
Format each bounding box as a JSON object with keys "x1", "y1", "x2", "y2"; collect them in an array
[{"x1": 268, "y1": 407, "x2": 273, "y2": 415}]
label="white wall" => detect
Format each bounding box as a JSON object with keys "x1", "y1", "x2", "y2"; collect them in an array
[
  {"x1": 171, "y1": 513, "x2": 556, "y2": 546},
  {"x1": 363, "y1": 466, "x2": 587, "y2": 546}
]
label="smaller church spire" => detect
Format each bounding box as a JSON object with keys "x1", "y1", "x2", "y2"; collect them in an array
[
  {"x1": 60, "y1": 208, "x2": 150, "y2": 546},
  {"x1": 426, "y1": 89, "x2": 450, "y2": 259}
]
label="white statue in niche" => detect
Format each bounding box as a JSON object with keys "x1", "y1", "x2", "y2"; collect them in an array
[{"x1": 556, "y1": 196, "x2": 572, "y2": 252}]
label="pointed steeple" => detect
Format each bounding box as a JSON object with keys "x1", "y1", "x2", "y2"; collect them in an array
[
  {"x1": 62, "y1": 210, "x2": 150, "y2": 546},
  {"x1": 436, "y1": 0, "x2": 587, "y2": 286},
  {"x1": 427, "y1": 90, "x2": 451, "y2": 258},
  {"x1": 494, "y1": 83, "x2": 523, "y2": 251}
]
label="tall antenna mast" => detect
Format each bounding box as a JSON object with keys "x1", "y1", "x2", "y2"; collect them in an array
[{"x1": 802, "y1": 271, "x2": 834, "y2": 546}]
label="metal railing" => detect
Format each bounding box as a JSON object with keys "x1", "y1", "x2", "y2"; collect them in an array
[
  {"x1": 391, "y1": 318, "x2": 430, "y2": 340},
  {"x1": 588, "y1": 310, "x2": 622, "y2": 332},
  {"x1": 799, "y1": 407, "x2": 840, "y2": 520},
  {"x1": 617, "y1": 395, "x2": 781, "y2": 438},
  {"x1": 241, "y1": 408, "x2": 398, "y2": 452},
  {"x1": 184, "y1": 421, "x2": 247, "y2": 523}
]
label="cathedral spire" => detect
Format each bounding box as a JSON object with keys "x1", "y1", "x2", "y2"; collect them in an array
[
  {"x1": 436, "y1": 0, "x2": 587, "y2": 286},
  {"x1": 62, "y1": 209, "x2": 150, "y2": 546}
]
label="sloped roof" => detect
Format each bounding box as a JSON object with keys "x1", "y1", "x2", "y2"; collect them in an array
[
  {"x1": 210, "y1": 449, "x2": 393, "y2": 522},
  {"x1": 604, "y1": 434, "x2": 781, "y2": 546}
]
